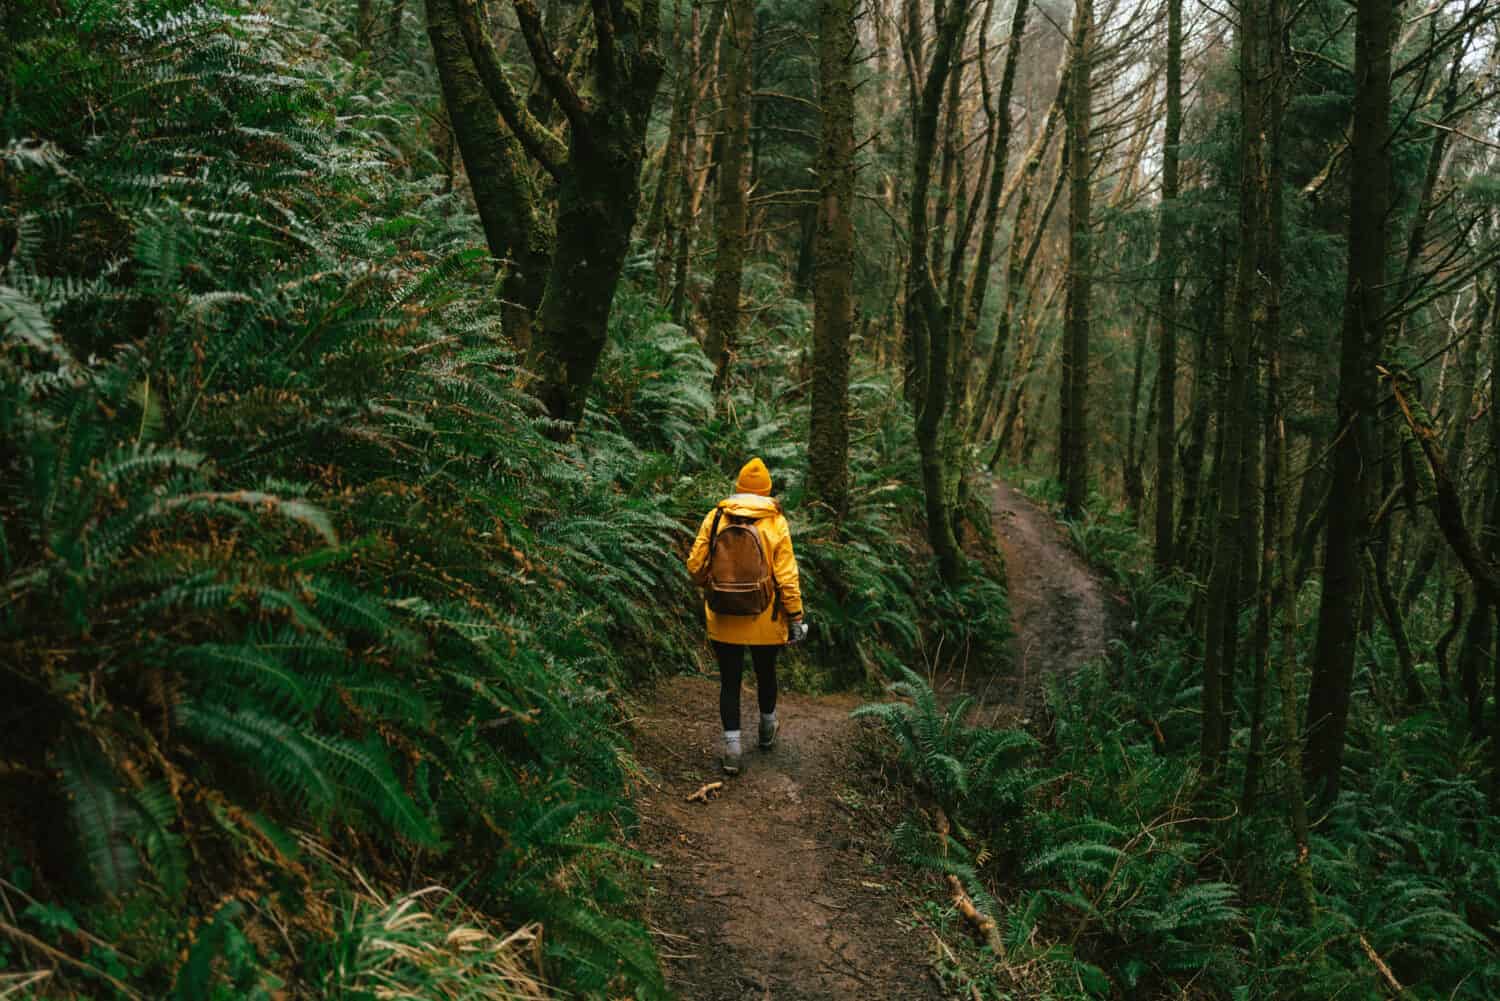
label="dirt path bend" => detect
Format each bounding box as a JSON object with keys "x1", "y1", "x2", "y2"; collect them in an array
[
  {"x1": 631, "y1": 479, "x2": 1110, "y2": 1000},
  {"x1": 985, "y1": 479, "x2": 1110, "y2": 698}
]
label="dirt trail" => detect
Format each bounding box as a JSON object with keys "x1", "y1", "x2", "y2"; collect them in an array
[
  {"x1": 964, "y1": 480, "x2": 1110, "y2": 714},
  {"x1": 630, "y1": 478, "x2": 1109, "y2": 1000}
]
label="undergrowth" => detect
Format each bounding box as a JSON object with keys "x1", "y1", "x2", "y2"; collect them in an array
[
  {"x1": 0, "y1": 2, "x2": 1010, "y2": 996},
  {"x1": 859, "y1": 482, "x2": 1500, "y2": 999}
]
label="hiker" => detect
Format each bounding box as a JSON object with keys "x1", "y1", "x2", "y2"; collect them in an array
[{"x1": 686, "y1": 457, "x2": 807, "y2": 775}]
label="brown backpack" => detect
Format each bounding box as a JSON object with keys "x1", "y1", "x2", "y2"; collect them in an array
[{"x1": 702, "y1": 507, "x2": 778, "y2": 617}]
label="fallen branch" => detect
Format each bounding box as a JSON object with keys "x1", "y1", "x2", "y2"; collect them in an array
[
  {"x1": 685, "y1": 781, "x2": 724, "y2": 803},
  {"x1": 947, "y1": 874, "x2": 1006, "y2": 958},
  {"x1": 933, "y1": 807, "x2": 1007, "y2": 959},
  {"x1": 1359, "y1": 933, "x2": 1406, "y2": 996}
]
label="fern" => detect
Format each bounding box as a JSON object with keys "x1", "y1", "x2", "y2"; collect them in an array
[
  {"x1": 176, "y1": 642, "x2": 319, "y2": 715},
  {"x1": 55, "y1": 736, "x2": 140, "y2": 897},
  {"x1": 133, "y1": 782, "x2": 189, "y2": 898},
  {"x1": 175, "y1": 703, "x2": 339, "y2": 819}
]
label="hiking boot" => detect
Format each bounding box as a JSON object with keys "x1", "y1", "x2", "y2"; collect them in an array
[
  {"x1": 721, "y1": 732, "x2": 742, "y2": 775},
  {"x1": 721, "y1": 746, "x2": 742, "y2": 775},
  {"x1": 759, "y1": 714, "x2": 779, "y2": 751}
]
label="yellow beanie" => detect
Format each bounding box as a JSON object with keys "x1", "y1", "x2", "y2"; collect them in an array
[{"x1": 735, "y1": 457, "x2": 772, "y2": 496}]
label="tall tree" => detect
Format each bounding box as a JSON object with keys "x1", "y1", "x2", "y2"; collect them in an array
[
  {"x1": 1057, "y1": 0, "x2": 1092, "y2": 519},
  {"x1": 704, "y1": 0, "x2": 754, "y2": 394},
  {"x1": 1242, "y1": 0, "x2": 1286, "y2": 812},
  {"x1": 903, "y1": 0, "x2": 973, "y2": 585},
  {"x1": 1489, "y1": 291, "x2": 1500, "y2": 806},
  {"x1": 807, "y1": 0, "x2": 857, "y2": 518},
  {"x1": 1153, "y1": 0, "x2": 1182, "y2": 569},
  {"x1": 1304, "y1": 0, "x2": 1395, "y2": 803},
  {"x1": 444, "y1": 0, "x2": 665, "y2": 427},
  {"x1": 1201, "y1": 0, "x2": 1271, "y2": 774},
  {"x1": 958, "y1": 0, "x2": 1031, "y2": 428},
  {"x1": 666, "y1": 3, "x2": 726, "y2": 321},
  {"x1": 425, "y1": 0, "x2": 553, "y2": 349}
]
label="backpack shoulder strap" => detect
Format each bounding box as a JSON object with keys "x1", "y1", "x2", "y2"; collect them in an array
[{"x1": 705, "y1": 505, "x2": 726, "y2": 572}]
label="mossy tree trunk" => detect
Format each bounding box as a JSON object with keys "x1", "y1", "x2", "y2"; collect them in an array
[
  {"x1": 358, "y1": 0, "x2": 377, "y2": 47},
  {"x1": 389, "y1": 0, "x2": 407, "y2": 49},
  {"x1": 935, "y1": 0, "x2": 1028, "y2": 526},
  {"x1": 1175, "y1": 244, "x2": 1226, "y2": 565},
  {"x1": 704, "y1": 0, "x2": 753, "y2": 395},
  {"x1": 1204, "y1": 0, "x2": 1278, "y2": 775},
  {"x1": 977, "y1": 112, "x2": 1066, "y2": 446},
  {"x1": 666, "y1": 2, "x2": 724, "y2": 321},
  {"x1": 442, "y1": 0, "x2": 664, "y2": 428},
  {"x1": 1243, "y1": 9, "x2": 1285, "y2": 805},
  {"x1": 426, "y1": 0, "x2": 553, "y2": 350},
  {"x1": 1305, "y1": 0, "x2": 1394, "y2": 804},
  {"x1": 1153, "y1": 0, "x2": 1182, "y2": 570},
  {"x1": 1122, "y1": 313, "x2": 1149, "y2": 520},
  {"x1": 1057, "y1": 0, "x2": 1091, "y2": 520},
  {"x1": 978, "y1": 121, "x2": 1074, "y2": 450},
  {"x1": 903, "y1": 0, "x2": 972, "y2": 587},
  {"x1": 1404, "y1": 286, "x2": 1489, "y2": 612},
  {"x1": 1270, "y1": 211, "x2": 1317, "y2": 916},
  {"x1": 807, "y1": 0, "x2": 857, "y2": 519},
  {"x1": 642, "y1": 0, "x2": 697, "y2": 255},
  {"x1": 1490, "y1": 292, "x2": 1500, "y2": 808}
]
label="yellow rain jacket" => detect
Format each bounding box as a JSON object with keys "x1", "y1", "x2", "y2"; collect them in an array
[{"x1": 685, "y1": 492, "x2": 804, "y2": 646}]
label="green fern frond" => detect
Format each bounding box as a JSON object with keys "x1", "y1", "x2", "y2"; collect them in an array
[
  {"x1": 307, "y1": 734, "x2": 438, "y2": 846},
  {"x1": 176, "y1": 642, "x2": 318, "y2": 715},
  {"x1": 176, "y1": 702, "x2": 338, "y2": 819},
  {"x1": 55, "y1": 736, "x2": 140, "y2": 897},
  {"x1": 133, "y1": 782, "x2": 188, "y2": 898},
  {"x1": 0, "y1": 283, "x2": 77, "y2": 370}
]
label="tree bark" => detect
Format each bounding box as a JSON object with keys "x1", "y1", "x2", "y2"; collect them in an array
[
  {"x1": 704, "y1": 0, "x2": 754, "y2": 395},
  {"x1": 1153, "y1": 0, "x2": 1182, "y2": 570},
  {"x1": 976, "y1": 106, "x2": 1066, "y2": 444},
  {"x1": 1489, "y1": 285, "x2": 1500, "y2": 807},
  {"x1": 1305, "y1": 0, "x2": 1394, "y2": 804},
  {"x1": 389, "y1": 0, "x2": 407, "y2": 49},
  {"x1": 643, "y1": 1, "x2": 697, "y2": 255},
  {"x1": 1058, "y1": 0, "x2": 1092, "y2": 520},
  {"x1": 1123, "y1": 312, "x2": 1149, "y2": 520},
  {"x1": 666, "y1": 4, "x2": 723, "y2": 321},
  {"x1": 1273, "y1": 281, "x2": 1318, "y2": 920},
  {"x1": 441, "y1": 0, "x2": 665, "y2": 423},
  {"x1": 1404, "y1": 287, "x2": 1491, "y2": 611},
  {"x1": 426, "y1": 0, "x2": 552, "y2": 350},
  {"x1": 358, "y1": 0, "x2": 377, "y2": 47},
  {"x1": 903, "y1": 0, "x2": 972, "y2": 586},
  {"x1": 1243, "y1": 348, "x2": 1277, "y2": 817},
  {"x1": 1203, "y1": 0, "x2": 1271, "y2": 775},
  {"x1": 956, "y1": 0, "x2": 1031, "y2": 415},
  {"x1": 1176, "y1": 249, "x2": 1226, "y2": 566},
  {"x1": 808, "y1": 0, "x2": 858, "y2": 519},
  {"x1": 1367, "y1": 545, "x2": 1425, "y2": 706}
]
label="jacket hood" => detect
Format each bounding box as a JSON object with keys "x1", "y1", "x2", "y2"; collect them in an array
[{"x1": 719, "y1": 493, "x2": 782, "y2": 519}]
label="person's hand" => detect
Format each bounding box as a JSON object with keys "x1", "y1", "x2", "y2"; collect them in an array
[{"x1": 787, "y1": 619, "x2": 808, "y2": 645}]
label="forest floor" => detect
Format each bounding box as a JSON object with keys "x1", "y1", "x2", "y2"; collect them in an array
[{"x1": 629, "y1": 479, "x2": 1110, "y2": 1000}]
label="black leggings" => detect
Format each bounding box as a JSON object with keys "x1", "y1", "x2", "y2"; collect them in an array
[{"x1": 713, "y1": 641, "x2": 779, "y2": 731}]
